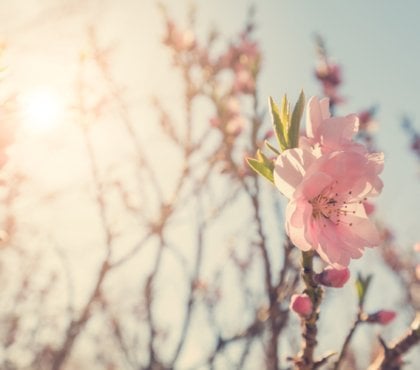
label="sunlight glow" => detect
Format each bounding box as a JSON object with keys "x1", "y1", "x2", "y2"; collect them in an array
[{"x1": 20, "y1": 86, "x2": 64, "y2": 132}]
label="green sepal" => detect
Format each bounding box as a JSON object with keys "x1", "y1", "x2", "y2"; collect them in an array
[
  {"x1": 288, "y1": 90, "x2": 305, "y2": 148},
  {"x1": 269, "y1": 96, "x2": 288, "y2": 152},
  {"x1": 246, "y1": 150, "x2": 274, "y2": 184}
]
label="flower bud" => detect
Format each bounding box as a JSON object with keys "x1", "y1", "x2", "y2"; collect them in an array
[
  {"x1": 316, "y1": 266, "x2": 350, "y2": 288},
  {"x1": 290, "y1": 294, "x2": 313, "y2": 317},
  {"x1": 367, "y1": 310, "x2": 396, "y2": 325}
]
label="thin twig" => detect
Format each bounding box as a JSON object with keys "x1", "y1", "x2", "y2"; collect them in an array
[{"x1": 333, "y1": 313, "x2": 363, "y2": 370}]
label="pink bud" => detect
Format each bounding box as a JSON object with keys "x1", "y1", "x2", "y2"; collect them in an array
[
  {"x1": 290, "y1": 294, "x2": 313, "y2": 317},
  {"x1": 368, "y1": 310, "x2": 396, "y2": 325},
  {"x1": 316, "y1": 267, "x2": 350, "y2": 288},
  {"x1": 414, "y1": 242, "x2": 420, "y2": 252}
]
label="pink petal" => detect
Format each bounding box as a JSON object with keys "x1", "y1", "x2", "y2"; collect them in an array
[
  {"x1": 315, "y1": 221, "x2": 353, "y2": 267},
  {"x1": 319, "y1": 98, "x2": 330, "y2": 120},
  {"x1": 314, "y1": 151, "x2": 375, "y2": 196},
  {"x1": 319, "y1": 115, "x2": 359, "y2": 151},
  {"x1": 285, "y1": 200, "x2": 314, "y2": 251},
  {"x1": 306, "y1": 96, "x2": 331, "y2": 138},
  {"x1": 339, "y1": 215, "x2": 380, "y2": 247},
  {"x1": 297, "y1": 171, "x2": 332, "y2": 200},
  {"x1": 274, "y1": 148, "x2": 316, "y2": 199}
]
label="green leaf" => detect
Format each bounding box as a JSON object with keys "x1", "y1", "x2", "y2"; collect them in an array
[
  {"x1": 355, "y1": 273, "x2": 373, "y2": 308},
  {"x1": 246, "y1": 157, "x2": 274, "y2": 184},
  {"x1": 280, "y1": 94, "x2": 289, "y2": 132},
  {"x1": 256, "y1": 149, "x2": 274, "y2": 170},
  {"x1": 288, "y1": 90, "x2": 305, "y2": 148},
  {"x1": 355, "y1": 278, "x2": 364, "y2": 303},
  {"x1": 269, "y1": 96, "x2": 288, "y2": 151},
  {"x1": 264, "y1": 140, "x2": 280, "y2": 155}
]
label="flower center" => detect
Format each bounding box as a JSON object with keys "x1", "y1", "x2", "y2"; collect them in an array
[
  {"x1": 309, "y1": 181, "x2": 366, "y2": 227},
  {"x1": 310, "y1": 194, "x2": 339, "y2": 220}
]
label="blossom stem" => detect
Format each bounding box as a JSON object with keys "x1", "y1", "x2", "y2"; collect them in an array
[{"x1": 296, "y1": 251, "x2": 323, "y2": 370}]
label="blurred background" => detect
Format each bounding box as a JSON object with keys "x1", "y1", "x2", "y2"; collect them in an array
[{"x1": 0, "y1": 1, "x2": 418, "y2": 369}]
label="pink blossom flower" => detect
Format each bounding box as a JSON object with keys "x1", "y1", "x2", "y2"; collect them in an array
[
  {"x1": 218, "y1": 34, "x2": 261, "y2": 73},
  {"x1": 367, "y1": 310, "x2": 396, "y2": 325},
  {"x1": 233, "y1": 68, "x2": 255, "y2": 94},
  {"x1": 358, "y1": 108, "x2": 378, "y2": 133},
  {"x1": 164, "y1": 20, "x2": 196, "y2": 52},
  {"x1": 210, "y1": 96, "x2": 245, "y2": 137},
  {"x1": 226, "y1": 116, "x2": 245, "y2": 136},
  {"x1": 316, "y1": 266, "x2": 350, "y2": 288},
  {"x1": 411, "y1": 134, "x2": 420, "y2": 156},
  {"x1": 315, "y1": 62, "x2": 342, "y2": 87},
  {"x1": 323, "y1": 85, "x2": 345, "y2": 106},
  {"x1": 209, "y1": 116, "x2": 221, "y2": 128},
  {"x1": 290, "y1": 293, "x2": 313, "y2": 317},
  {"x1": 236, "y1": 36, "x2": 260, "y2": 69},
  {"x1": 315, "y1": 62, "x2": 344, "y2": 105},
  {"x1": 274, "y1": 148, "x2": 383, "y2": 268},
  {"x1": 301, "y1": 96, "x2": 364, "y2": 156},
  {"x1": 226, "y1": 96, "x2": 240, "y2": 114}
]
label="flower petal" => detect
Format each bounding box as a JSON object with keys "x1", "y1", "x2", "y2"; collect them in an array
[
  {"x1": 297, "y1": 171, "x2": 332, "y2": 200},
  {"x1": 306, "y1": 96, "x2": 331, "y2": 138},
  {"x1": 274, "y1": 148, "x2": 316, "y2": 199},
  {"x1": 285, "y1": 199, "x2": 314, "y2": 251},
  {"x1": 319, "y1": 115, "x2": 359, "y2": 151}
]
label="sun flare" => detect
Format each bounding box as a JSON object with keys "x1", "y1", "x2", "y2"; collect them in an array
[{"x1": 20, "y1": 86, "x2": 64, "y2": 132}]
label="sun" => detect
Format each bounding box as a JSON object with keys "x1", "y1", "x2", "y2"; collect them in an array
[{"x1": 20, "y1": 86, "x2": 65, "y2": 132}]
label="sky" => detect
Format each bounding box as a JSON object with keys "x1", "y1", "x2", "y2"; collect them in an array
[{"x1": 0, "y1": 0, "x2": 419, "y2": 367}]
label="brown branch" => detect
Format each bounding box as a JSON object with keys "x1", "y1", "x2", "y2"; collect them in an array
[
  {"x1": 204, "y1": 316, "x2": 265, "y2": 367},
  {"x1": 248, "y1": 178, "x2": 279, "y2": 370},
  {"x1": 368, "y1": 314, "x2": 420, "y2": 370},
  {"x1": 144, "y1": 235, "x2": 167, "y2": 369},
  {"x1": 50, "y1": 260, "x2": 110, "y2": 370},
  {"x1": 294, "y1": 251, "x2": 323, "y2": 370},
  {"x1": 100, "y1": 297, "x2": 142, "y2": 370}
]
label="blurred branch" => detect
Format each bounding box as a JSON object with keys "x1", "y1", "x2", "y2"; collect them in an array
[{"x1": 368, "y1": 314, "x2": 420, "y2": 370}]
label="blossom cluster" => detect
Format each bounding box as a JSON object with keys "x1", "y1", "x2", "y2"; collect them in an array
[
  {"x1": 315, "y1": 62, "x2": 343, "y2": 106},
  {"x1": 162, "y1": 15, "x2": 262, "y2": 177},
  {"x1": 274, "y1": 97, "x2": 384, "y2": 268}
]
